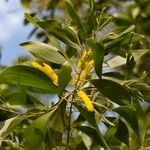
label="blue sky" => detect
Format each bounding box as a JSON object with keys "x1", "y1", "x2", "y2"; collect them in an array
[{"x1": 0, "y1": 0, "x2": 33, "y2": 66}]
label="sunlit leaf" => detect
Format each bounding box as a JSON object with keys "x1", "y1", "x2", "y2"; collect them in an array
[
  {"x1": 0, "y1": 66, "x2": 58, "y2": 93},
  {"x1": 20, "y1": 41, "x2": 66, "y2": 64}
]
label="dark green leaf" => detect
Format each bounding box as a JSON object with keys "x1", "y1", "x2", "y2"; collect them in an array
[
  {"x1": 115, "y1": 119, "x2": 129, "y2": 146},
  {"x1": 102, "y1": 72, "x2": 125, "y2": 80},
  {"x1": 58, "y1": 61, "x2": 72, "y2": 96},
  {"x1": 75, "y1": 126, "x2": 104, "y2": 148},
  {"x1": 105, "y1": 118, "x2": 129, "y2": 146},
  {"x1": 87, "y1": 39, "x2": 104, "y2": 78},
  {"x1": 92, "y1": 79, "x2": 131, "y2": 105},
  {"x1": 74, "y1": 104, "x2": 110, "y2": 149},
  {"x1": 0, "y1": 66, "x2": 57, "y2": 93},
  {"x1": 73, "y1": 104, "x2": 97, "y2": 128},
  {"x1": 20, "y1": 41, "x2": 66, "y2": 64},
  {"x1": 113, "y1": 106, "x2": 139, "y2": 136}
]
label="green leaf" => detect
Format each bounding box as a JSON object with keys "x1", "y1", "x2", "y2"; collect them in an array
[
  {"x1": 115, "y1": 119, "x2": 129, "y2": 146},
  {"x1": 25, "y1": 13, "x2": 40, "y2": 27},
  {"x1": 133, "y1": 49, "x2": 149, "y2": 60},
  {"x1": 58, "y1": 61, "x2": 72, "y2": 96},
  {"x1": 74, "y1": 104, "x2": 97, "y2": 128},
  {"x1": 64, "y1": 0, "x2": 84, "y2": 33},
  {"x1": 113, "y1": 106, "x2": 139, "y2": 136},
  {"x1": 20, "y1": 41, "x2": 66, "y2": 65},
  {"x1": 24, "y1": 112, "x2": 50, "y2": 150},
  {"x1": 132, "y1": 100, "x2": 146, "y2": 143},
  {"x1": 102, "y1": 72, "x2": 125, "y2": 80},
  {"x1": 129, "y1": 82, "x2": 150, "y2": 102},
  {"x1": 87, "y1": 39, "x2": 104, "y2": 78},
  {"x1": 37, "y1": 19, "x2": 80, "y2": 49},
  {"x1": 47, "y1": 35, "x2": 68, "y2": 59},
  {"x1": 0, "y1": 115, "x2": 33, "y2": 140},
  {"x1": 105, "y1": 118, "x2": 129, "y2": 146},
  {"x1": 103, "y1": 25, "x2": 135, "y2": 51},
  {"x1": 48, "y1": 100, "x2": 67, "y2": 133},
  {"x1": 89, "y1": 0, "x2": 94, "y2": 12},
  {"x1": 74, "y1": 104, "x2": 110, "y2": 150},
  {"x1": 24, "y1": 101, "x2": 66, "y2": 150},
  {"x1": 75, "y1": 126, "x2": 105, "y2": 148},
  {"x1": 0, "y1": 66, "x2": 57, "y2": 93},
  {"x1": 25, "y1": 14, "x2": 80, "y2": 49},
  {"x1": 92, "y1": 79, "x2": 131, "y2": 105}
]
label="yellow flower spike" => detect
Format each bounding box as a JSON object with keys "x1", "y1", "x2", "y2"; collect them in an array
[
  {"x1": 77, "y1": 49, "x2": 92, "y2": 69},
  {"x1": 77, "y1": 90, "x2": 94, "y2": 111},
  {"x1": 31, "y1": 61, "x2": 58, "y2": 85},
  {"x1": 77, "y1": 60, "x2": 94, "y2": 87}
]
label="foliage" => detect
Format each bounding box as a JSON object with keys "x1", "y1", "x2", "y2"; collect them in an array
[{"x1": 0, "y1": 0, "x2": 150, "y2": 149}]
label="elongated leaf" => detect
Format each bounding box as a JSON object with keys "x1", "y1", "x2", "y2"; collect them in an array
[
  {"x1": 0, "y1": 66, "x2": 57, "y2": 93},
  {"x1": 104, "y1": 25, "x2": 135, "y2": 51},
  {"x1": 37, "y1": 19, "x2": 80, "y2": 49},
  {"x1": 75, "y1": 126, "x2": 105, "y2": 148},
  {"x1": 48, "y1": 100, "x2": 67, "y2": 133},
  {"x1": 87, "y1": 39, "x2": 104, "y2": 78},
  {"x1": 133, "y1": 49, "x2": 149, "y2": 60},
  {"x1": 92, "y1": 79, "x2": 131, "y2": 105},
  {"x1": 115, "y1": 119, "x2": 129, "y2": 146},
  {"x1": 105, "y1": 118, "x2": 129, "y2": 146},
  {"x1": 24, "y1": 101, "x2": 66, "y2": 150},
  {"x1": 103, "y1": 72, "x2": 125, "y2": 80},
  {"x1": 24, "y1": 112, "x2": 50, "y2": 150},
  {"x1": 74, "y1": 104, "x2": 97, "y2": 128},
  {"x1": 25, "y1": 14, "x2": 79, "y2": 49},
  {"x1": 20, "y1": 41, "x2": 66, "y2": 64},
  {"x1": 47, "y1": 35, "x2": 68, "y2": 59},
  {"x1": 129, "y1": 82, "x2": 150, "y2": 102},
  {"x1": 25, "y1": 13, "x2": 40, "y2": 27},
  {"x1": 74, "y1": 104, "x2": 110, "y2": 149},
  {"x1": 89, "y1": 0, "x2": 94, "y2": 11},
  {"x1": 0, "y1": 115, "x2": 33, "y2": 141},
  {"x1": 113, "y1": 106, "x2": 139, "y2": 136},
  {"x1": 64, "y1": 0, "x2": 84, "y2": 33},
  {"x1": 58, "y1": 61, "x2": 72, "y2": 96}
]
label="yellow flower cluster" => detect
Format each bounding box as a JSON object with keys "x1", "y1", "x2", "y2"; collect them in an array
[
  {"x1": 77, "y1": 90, "x2": 94, "y2": 111},
  {"x1": 31, "y1": 61, "x2": 58, "y2": 85},
  {"x1": 77, "y1": 49, "x2": 92, "y2": 69},
  {"x1": 77, "y1": 60, "x2": 94, "y2": 87}
]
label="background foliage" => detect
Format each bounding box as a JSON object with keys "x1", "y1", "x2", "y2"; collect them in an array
[{"x1": 0, "y1": 0, "x2": 150, "y2": 149}]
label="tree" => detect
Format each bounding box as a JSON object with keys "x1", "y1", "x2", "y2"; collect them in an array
[{"x1": 0, "y1": 0, "x2": 150, "y2": 149}]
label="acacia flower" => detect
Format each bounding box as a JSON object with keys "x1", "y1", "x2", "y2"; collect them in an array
[
  {"x1": 31, "y1": 61, "x2": 58, "y2": 85},
  {"x1": 77, "y1": 60, "x2": 94, "y2": 87},
  {"x1": 77, "y1": 49, "x2": 92, "y2": 69},
  {"x1": 77, "y1": 90, "x2": 94, "y2": 111}
]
